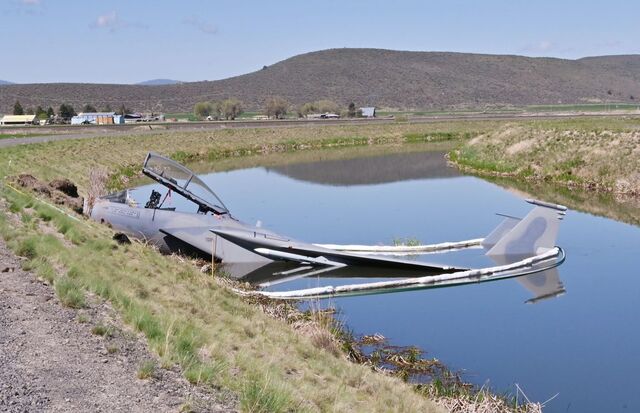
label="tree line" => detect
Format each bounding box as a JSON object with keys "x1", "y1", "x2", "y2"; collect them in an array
[
  {"x1": 193, "y1": 99, "x2": 243, "y2": 120},
  {"x1": 193, "y1": 97, "x2": 364, "y2": 120},
  {"x1": 11, "y1": 101, "x2": 131, "y2": 119}
]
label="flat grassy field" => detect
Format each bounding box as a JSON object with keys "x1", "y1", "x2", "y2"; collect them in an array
[{"x1": 525, "y1": 103, "x2": 640, "y2": 112}]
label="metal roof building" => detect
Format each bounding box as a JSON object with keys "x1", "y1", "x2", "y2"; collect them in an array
[
  {"x1": 0, "y1": 114, "x2": 38, "y2": 125},
  {"x1": 359, "y1": 107, "x2": 376, "y2": 118},
  {"x1": 71, "y1": 112, "x2": 123, "y2": 125}
]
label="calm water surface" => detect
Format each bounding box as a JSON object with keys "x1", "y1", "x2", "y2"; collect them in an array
[{"x1": 136, "y1": 150, "x2": 640, "y2": 413}]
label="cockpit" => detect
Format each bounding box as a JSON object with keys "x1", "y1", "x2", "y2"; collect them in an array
[{"x1": 142, "y1": 152, "x2": 230, "y2": 215}]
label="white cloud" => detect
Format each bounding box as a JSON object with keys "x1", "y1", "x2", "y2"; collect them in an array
[
  {"x1": 183, "y1": 16, "x2": 218, "y2": 35},
  {"x1": 91, "y1": 11, "x2": 147, "y2": 32},
  {"x1": 95, "y1": 11, "x2": 117, "y2": 28},
  {"x1": 520, "y1": 40, "x2": 556, "y2": 53}
]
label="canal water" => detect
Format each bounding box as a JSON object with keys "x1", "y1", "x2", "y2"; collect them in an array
[{"x1": 135, "y1": 148, "x2": 640, "y2": 413}]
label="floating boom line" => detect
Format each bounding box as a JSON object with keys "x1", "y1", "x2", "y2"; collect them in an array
[
  {"x1": 234, "y1": 247, "x2": 565, "y2": 300},
  {"x1": 314, "y1": 238, "x2": 484, "y2": 255}
]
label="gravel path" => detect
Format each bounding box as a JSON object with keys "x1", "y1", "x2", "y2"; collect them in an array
[{"x1": 0, "y1": 237, "x2": 235, "y2": 412}]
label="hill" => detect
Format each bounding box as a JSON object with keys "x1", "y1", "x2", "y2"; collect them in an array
[
  {"x1": 1, "y1": 49, "x2": 639, "y2": 113},
  {"x1": 135, "y1": 79, "x2": 182, "y2": 86}
]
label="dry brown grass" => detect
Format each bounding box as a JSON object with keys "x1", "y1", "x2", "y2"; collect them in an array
[{"x1": 451, "y1": 118, "x2": 640, "y2": 196}]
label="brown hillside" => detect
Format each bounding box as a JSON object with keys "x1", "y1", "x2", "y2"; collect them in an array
[{"x1": 1, "y1": 48, "x2": 639, "y2": 113}]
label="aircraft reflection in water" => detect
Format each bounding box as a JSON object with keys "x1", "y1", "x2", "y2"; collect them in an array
[{"x1": 87, "y1": 152, "x2": 566, "y2": 302}]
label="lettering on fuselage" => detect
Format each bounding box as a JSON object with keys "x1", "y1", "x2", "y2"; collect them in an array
[{"x1": 107, "y1": 206, "x2": 140, "y2": 219}]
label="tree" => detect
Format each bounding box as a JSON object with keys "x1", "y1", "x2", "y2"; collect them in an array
[
  {"x1": 347, "y1": 102, "x2": 356, "y2": 118},
  {"x1": 117, "y1": 104, "x2": 130, "y2": 116},
  {"x1": 211, "y1": 101, "x2": 223, "y2": 120},
  {"x1": 25, "y1": 107, "x2": 34, "y2": 115},
  {"x1": 13, "y1": 101, "x2": 24, "y2": 115},
  {"x1": 82, "y1": 104, "x2": 97, "y2": 113},
  {"x1": 297, "y1": 102, "x2": 318, "y2": 117},
  {"x1": 193, "y1": 101, "x2": 213, "y2": 119},
  {"x1": 35, "y1": 106, "x2": 47, "y2": 119},
  {"x1": 58, "y1": 103, "x2": 77, "y2": 119},
  {"x1": 102, "y1": 104, "x2": 113, "y2": 112},
  {"x1": 264, "y1": 96, "x2": 289, "y2": 119},
  {"x1": 46, "y1": 107, "x2": 55, "y2": 118},
  {"x1": 221, "y1": 98, "x2": 243, "y2": 120},
  {"x1": 315, "y1": 99, "x2": 339, "y2": 114}
]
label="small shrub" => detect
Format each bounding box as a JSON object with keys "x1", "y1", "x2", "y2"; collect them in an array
[
  {"x1": 37, "y1": 208, "x2": 54, "y2": 222},
  {"x1": 67, "y1": 266, "x2": 83, "y2": 278},
  {"x1": 91, "y1": 324, "x2": 113, "y2": 336},
  {"x1": 55, "y1": 278, "x2": 85, "y2": 308},
  {"x1": 240, "y1": 377, "x2": 292, "y2": 413},
  {"x1": 184, "y1": 362, "x2": 224, "y2": 385},
  {"x1": 16, "y1": 237, "x2": 38, "y2": 259},
  {"x1": 107, "y1": 345, "x2": 119, "y2": 354},
  {"x1": 137, "y1": 360, "x2": 156, "y2": 379}
]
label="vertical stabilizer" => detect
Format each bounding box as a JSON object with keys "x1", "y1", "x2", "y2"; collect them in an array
[
  {"x1": 486, "y1": 199, "x2": 566, "y2": 257},
  {"x1": 481, "y1": 214, "x2": 521, "y2": 250}
]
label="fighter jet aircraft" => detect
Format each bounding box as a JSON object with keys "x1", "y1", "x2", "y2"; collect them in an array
[{"x1": 88, "y1": 152, "x2": 567, "y2": 300}]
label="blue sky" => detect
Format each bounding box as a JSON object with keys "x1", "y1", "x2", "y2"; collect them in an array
[{"x1": 1, "y1": 0, "x2": 638, "y2": 84}]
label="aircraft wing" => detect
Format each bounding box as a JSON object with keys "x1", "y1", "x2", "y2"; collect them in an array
[{"x1": 210, "y1": 228, "x2": 467, "y2": 274}]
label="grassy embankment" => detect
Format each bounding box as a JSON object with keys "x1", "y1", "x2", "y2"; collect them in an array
[
  {"x1": 0, "y1": 122, "x2": 500, "y2": 413},
  {"x1": 449, "y1": 117, "x2": 640, "y2": 224}
]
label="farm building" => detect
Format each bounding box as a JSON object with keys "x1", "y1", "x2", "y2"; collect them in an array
[
  {"x1": 359, "y1": 107, "x2": 376, "y2": 118},
  {"x1": 0, "y1": 114, "x2": 38, "y2": 125},
  {"x1": 71, "y1": 112, "x2": 124, "y2": 125}
]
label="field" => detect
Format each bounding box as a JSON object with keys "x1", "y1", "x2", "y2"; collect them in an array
[
  {"x1": 1, "y1": 117, "x2": 638, "y2": 411},
  {"x1": 167, "y1": 103, "x2": 640, "y2": 124}
]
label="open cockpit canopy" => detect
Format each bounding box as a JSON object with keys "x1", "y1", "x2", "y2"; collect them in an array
[{"x1": 142, "y1": 152, "x2": 230, "y2": 215}]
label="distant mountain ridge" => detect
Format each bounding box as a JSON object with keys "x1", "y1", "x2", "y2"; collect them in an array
[
  {"x1": 0, "y1": 80, "x2": 14, "y2": 85},
  {"x1": 135, "y1": 79, "x2": 182, "y2": 86},
  {"x1": 1, "y1": 49, "x2": 639, "y2": 113}
]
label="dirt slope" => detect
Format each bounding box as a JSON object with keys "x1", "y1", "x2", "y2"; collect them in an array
[{"x1": 0, "y1": 238, "x2": 234, "y2": 413}]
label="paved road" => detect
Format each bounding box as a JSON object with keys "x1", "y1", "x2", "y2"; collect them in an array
[{"x1": 1, "y1": 112, "x2": 638, "y2": 149}]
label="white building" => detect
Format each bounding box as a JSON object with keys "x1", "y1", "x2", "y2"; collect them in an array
[
  {"x1": 0, "y1": 114, "x2": 38, "y2": 125},
  {"x1": 359, "y1": 107, "x2": 376, "y2": 118},
  {"x1": 71, "y1": 112, "x2": 124, "y2": 125}
]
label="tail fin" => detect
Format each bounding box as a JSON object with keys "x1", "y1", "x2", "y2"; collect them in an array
[
  {"x1": 486, "y1": 199, "x2": 566, "y2": 258},
  {"x1": 481, "y1": 214, "x2": 521, "y2": 250}
]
